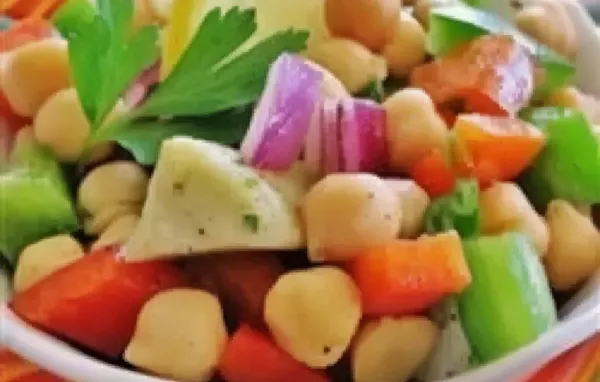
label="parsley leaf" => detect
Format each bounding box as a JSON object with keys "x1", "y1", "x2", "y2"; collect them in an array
[
  {"x1": 242, "y1": 214, "x2": 260, "y2": 233},
  {"x1": 66, "y1": 0, "x2": 159, "y2": 128},
  {"x1": 135, "y1": 7, "x2": 309, "y2": 118}
]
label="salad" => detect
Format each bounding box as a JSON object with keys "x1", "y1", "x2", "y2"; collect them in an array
[{"x1": 1, "y1": 0, "x2": 599, "y2": 381}]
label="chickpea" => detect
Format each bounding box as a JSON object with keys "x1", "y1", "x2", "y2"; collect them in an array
[
  {"x1": 305, "y1": 60, "x2": 351, "y2": 99},
  {"x1": 84, "y1": 203, "x2": 143, "y2": 236},
  {"x1": 78, "y1": 161, "x2": 149, "y2": 216},
  {"x1": 325, "y1": 0, "x2": 401, "y2": 51},
  {"x1": 383, "y1": 88, "x2": 448, "y2": 171},
  {"x1": 305, "y1": 38, "x2": 388, "y2": 94},
  {"x1": 93, "y1": 214, "x2": 140, "y2": 251},
  {"x1": 383, "y1": 11, "x2": 427, "y2": 79},
  {"x1": 480, "y1": 182, "x2": 549, "y2": 256},
  {"x1": 385, "y1": 179, "x2": 430, "y2": 238},
  {"x1": 413, "y1": 0, "x2": 460, "y2": 29},
  {"x1": 14, "y1": 235, "x2": 84, "y2": 293},
  {"x1": 264, "y1": 267, "x2": 362, "y2": 369},
  {"x1": 544, "y1": 200, "x2": 600, "y2": 291},
  {"x1": 303, "y1": 173, "x2": 401, "y2": 262},
  {"x1": 2, "y1": 39, "x2": 70, "y2": 117},
  {"x1": 124, "y1": 289, "x2": 227, "y2": 382},
  {"x1": 352, "y1": 317, "x2": 438, "y2": 382}
]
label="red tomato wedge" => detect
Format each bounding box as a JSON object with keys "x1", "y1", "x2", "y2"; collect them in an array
[
  {"x1": 453, "y1": 114, "x2": 546, "y2": 187},
  {"x1": 411, "y1": 35, "x2": 535, "y2": 116},
  {"x1": 409, "y1": 148, "x2": 457, "y2": 197},
  {"x1": 219, "y1": 325, "x2": 330, "y2": 382},
  {"x1": 348, "y1": 232, "x2": 471, "y2": 316},
  {"x1": 11, "y1": 247, "x2": 187, "y2": 359}
]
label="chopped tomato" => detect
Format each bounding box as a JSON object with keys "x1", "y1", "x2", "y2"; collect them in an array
[
  {"x1": 0, "y1": 19, "x2": 55, "y2": 53},
  {"x1": 409, "y1": 148, "x2": 456, "y2": 197},
  {"x1": 0, "y1": 349, "x2": 64, "y2": 382},
  {"x1": 219, "y1": 325, "x2": 330, "y2": 382},
  {"x1": 348, "y1": 232, "x2": 471, "y2": 316},
  {"x1": 411, "y1": 35, "x2": 535, "y2": 116},
  {"x1": 453, "y1": 114, "x2": 546, "y2": 187},
  {"x1": 11, "y1": 247, "x2": 187, "y2": 359}
]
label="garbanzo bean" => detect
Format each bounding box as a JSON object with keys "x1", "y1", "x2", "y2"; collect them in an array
[
  {"x1": 303, "y1": 173, "x2": 401, "y2": 262},
  {"x1": 325, "y1": 0, "x2": 401, "y2": 51},
  {"x1": 383, "y1": 88, "x2": 448, "y2": 171},
  {"x1": 14, "y1": 235, "x2": 84, "y2": 293},
  {"x1": 383, "y1": 11, "x2": 427, "y2": 79},
  {"x1": 385, "y1": 179, "x2": 430, "y2": 238},
  {"x1": 480, "y1": 182, "x2": 549, "y2": 257},
  {"x1": 78, "y1": 161, "x2": 149, "y2": 217},
  {"x1": 305, "y1": 38, "x2": 388, "y2": 94},
  {"x1": 352, "y1": 317, "x2": 438, "y2": 382},
  {"x1": 2, "y1": 39, "x2": 70, "y2": 117},
  {"x1": 124, "y1": 289, "x2": 227, "y2": 382},
  {"x1": 264, "y1": 267, "x2": 362, "y2": 369},
  {"x1": 93, "y1": 214, "x2": 140, "y2": 251},
  {"x1": 544, "y1": 200, "x2": 600, "y2": 291},
  {"x1": 84, "y1": 203, "x2": 143, "y2": 236}
]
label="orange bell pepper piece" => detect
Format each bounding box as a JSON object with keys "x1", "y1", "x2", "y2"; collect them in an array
[
  {"x1": 411, "y1": 35, "x2": 535, "y2": 116},
  {"x1": 219, "y1": 324, "x2": 330, "y2": 382},
  {"x1": 11, "y1": 246, "x2": 187, "y2": 359},
  {"x1": 409, "y1": 148, "x2": 457, "y2": 197},
  {"x1": 348, "y1": 231, "x2": 471, "y2": 316}
]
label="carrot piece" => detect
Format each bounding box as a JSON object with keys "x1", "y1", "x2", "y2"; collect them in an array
[
  {"x1": 453, "y1": 114, "x2": 546, "y2": 186},
  {"x1": 411, "y1": 35, "x2": 535, "y2": 116},
  {"x1": 409, "y1": 148, "x2": 456, "y2": 198},
  {"x1": 348, "y1": 231, "x2": 471, "y2": 316},
  {"x1": 0, "y1": 19, "x2": 55, "y2": 53},
  {"x1": 219, "y1": 324, "x2": 330, "y2": 382},
  {"x1": 11, "y1": 246, "x2": 187, "y2": 359}
]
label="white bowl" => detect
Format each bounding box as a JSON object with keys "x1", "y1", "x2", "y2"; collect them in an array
[{"x1": 1, "y1": 1, "x2": 599, "y2": 381}]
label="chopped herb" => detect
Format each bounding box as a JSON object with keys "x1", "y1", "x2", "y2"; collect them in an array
[
  {"x1": 242, "y1": 214, "x2": 260, "y2": 233},
  {"x1": 198, "y1": 228, "x2": 205, "y2": 235},
  {"x1": 245, "y1": 178, "x2": 259, "y2": 189},
  {"x1": 173, "y1": 182, "x2": 184, "y2": 192}
]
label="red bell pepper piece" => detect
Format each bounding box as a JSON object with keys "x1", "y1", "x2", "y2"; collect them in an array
[
  {"x1": 411, "y1": 35, "x2": 535, "y2": 116},
  {"x1": 219, "y1": 324, "x2": 330, "y2": 382},
  {"x1": 11, "y1": 247, "x2": 187, "y2": 359},
  {"x1": 409, "y1": 148, "x2": 456, "y2": 197},
  {"x1": 348, "y1": 231, "x2": 471, "y2": 316}
]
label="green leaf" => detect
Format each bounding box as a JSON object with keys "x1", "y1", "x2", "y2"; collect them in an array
[
  {"x1": 521, "y1": 107, "x2": 600, "y2": 206},
  {"x1": 425, "y1": 179, "x2": 481, "y2": 239},
  {"x1": 52, "y1": 0, "x2": 97, "y2": 37},
  {"x1": 137, "y1": 7, "x2": 308, "y2": 118}
]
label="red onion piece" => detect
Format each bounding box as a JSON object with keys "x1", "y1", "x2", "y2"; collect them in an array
[
  {"x1": 322, "y1": 98, "x2": 342, "y2": 174},
  {"x1": 125, "y1": 63, "x2": 160, "y2": 107},
  {"x1": 241, "y1": 54, "x2": 322, "y2": 170},
  {"x1": 304, "y1": 103, "x2": 323, "y2": 175}
]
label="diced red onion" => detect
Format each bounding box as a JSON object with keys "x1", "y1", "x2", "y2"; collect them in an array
[
  {"x1": 125, "y1": 63, "x2": 160, "y2": 107},
  {"x1": 241, "y1": 53, "x2": 322, "y2": 170},
  {"x1": 322, "y1": 98, "x2": 342, "y2": 174}
]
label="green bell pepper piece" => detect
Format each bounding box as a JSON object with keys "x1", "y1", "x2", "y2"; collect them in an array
[
  {"x1": 427, "y1": 5, "x2": 575, "y2": 97},
  {"x1": 458, "y1": 233, "x2": 557, "y2": 363}
]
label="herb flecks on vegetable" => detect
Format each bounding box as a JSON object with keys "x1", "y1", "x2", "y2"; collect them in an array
[
  {"x1": 64, "y1": 0, "x2": 159, "y2": 129},
  {"x1": 425, "y1": 179, "x2": 480, "y2": 239}
]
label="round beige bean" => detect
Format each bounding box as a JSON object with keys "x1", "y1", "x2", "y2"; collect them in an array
[
  {"x1": 352, "y1": 316, "x2": 438, "y2": 382},
  {"x1": 93, "y1": 214, "x2": 140, "y2": 250},
  {"x1": 125, "y1": 289, "x2": 227, "y2": 382},
  {"x1": 544, "y1": 200, "x2": 600, "y2": 291},
  {"x1": 84, "y1": 203, "x2": 143, "y2": 236},
  {"x1": 14, "y1": 235, "x2": 84, "y2": 293},
  {"x1": 78, "y1": 161, "x2": 149, "y2": 217},
  {"x1": 385, "y1": 179, "x2": 430, "y2": 238},
  {"x1": 2, "y1": 39, "x2": 70, "y2": 117},
  {"x1": 383, "y1": 11, "x2": 427, "y2": 79},
  {"x1": 305, "y1": 38, "x2": 388, "y2": 94},
  {"x1": 303, "y1": 173, "x2": 401, "y2": 262},
  {"x1": 264, "y1": 267, "x2": 362, "y2": 369},
  {"x1": 384, "y1": 88, "x2": 448, "y2": 171}
]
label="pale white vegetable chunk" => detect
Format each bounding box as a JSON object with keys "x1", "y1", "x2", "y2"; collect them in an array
[
  {"x1": 13, "y1": 235, "x2": 84, "y2": 293},
  {"x1": 480, "y1": 182, "x2": 549, "y2": 257},
  {"x1": 303, "y1": 173, "x2": 401, "y2": 262},
  {"x1": 78, "y1": 161, "x2": 149, "y2": 217},
  {"x1": 2, "y1": 39, "x2": 70, "y2": 117},
  {"x1": 352, "y1": 316, "x2": 438, "y2": 382},
  {"x1": 124, "y1": 289, "x2": 227, "y2": 382},
  {"x1": 259, "y1": 161, "x2": 318, "y2": 211},
  {"x1": 93, "y1": 214, "x2": 140, "y2": 251},
  {"x1": 384, "y1": 88, "x2": 448, "y2": 171},
  {"x1": 383, "y1": 11, "x2": 427, "y2": 79},
  {"x1": 305, "y1": 38, "x2": 388, "y2": 94},
  {"x1": 385, "y1": 179, "x2": 430, "y2": 238},
  {"x1": 83, "y1": 203, "x2": 143, "y2": 236},
  {"x1": 125, "y1": 138, "x2": 304, "y2": 262},
  {"x1": 544, "y1": 200, "x2": 600, "y2": 291},
  {"x1": 265, "y1": 267, "x2": 362, "y2": 369}
]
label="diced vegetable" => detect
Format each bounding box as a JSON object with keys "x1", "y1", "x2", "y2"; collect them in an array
[
  {"x1": 426, "y1": 5, "x2": 575, "y2": 96},
  {"x1": 424, "y1": 178, "x2": 480, "y2": 239},
  {"x1": 10, "y1": 127, "x2": 64, "y2": 185},
  {"x1": 0, "y1": 18, "x2": 55, "y2": 53},
  {"x1": 219, "y1": 324, "x2": 331, "y2": 382},
  {"x1": 0, "y1": 16, "x2": 13, "y2": 31},
  {"x1": 385, "y1": 179, "x2": 430, "y2": 239},
  {"x1": 457, "y1": 233, "x2": 557, "y2": 363},
  {"x1": 521, "y1": 108, "x2": 600, "y2": 206},
  {"x1": 453, "y1": 114, "x2": 546, "y2": 186},
  {"x1": 409, "y1": 148, "x2": 456, "y2": 197},
  {"x1": 348, "y1": 231, "x2": 471, "y2": 316},
  {"x1": 241, "y1": 54, "x2": 322, "y2": 171},
  {"x1": 2, "y1": 0, "x2": 65, "y2": 19},
  {"x1": 0, "y1": 349, "x2": 65, "y2": 382},
  {"x1": 412, "y1": 35, "x2": 535, "y2": 116},
  {"x1": 11, "y1": 246, "x2": 186, "y2": 359}
]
